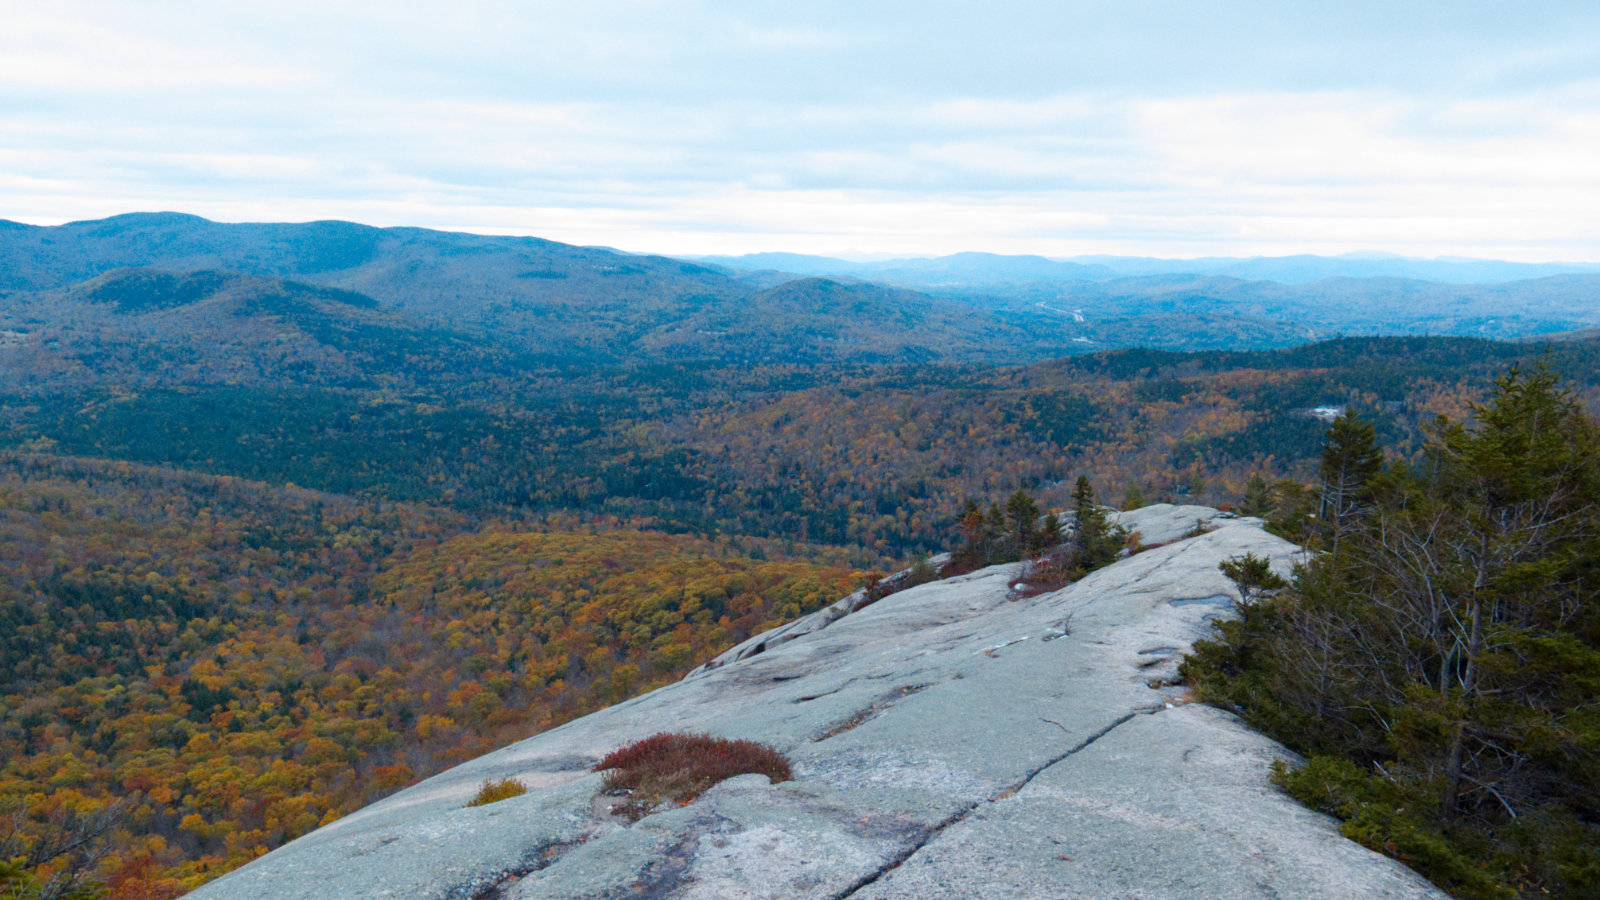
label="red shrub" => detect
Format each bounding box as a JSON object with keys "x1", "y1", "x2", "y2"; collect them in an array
[{"x1": 594, "y1": 732, "x2": 792, "y2": 821}]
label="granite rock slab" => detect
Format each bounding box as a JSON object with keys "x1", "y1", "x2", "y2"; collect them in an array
[{"x1": 189, "y1": 505, "x2": 1442, "y2": 900}]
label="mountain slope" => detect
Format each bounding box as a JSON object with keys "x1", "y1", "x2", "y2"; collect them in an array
[
  {"x1": 634, "y1": 277, "x2": 1038, "y2": 363},
  {"x1": 0, "y1": 214, "x2": 751, "y2": 361},
  {"x1": 8, "y1": 215, "x2": 1599, "y2": 364},
  {"x1": 0, "y1": 267, "x2": 502, "y2": 391},
  {"x1": 0, "y1": 215, "x2": 1097, "y2": 366},
  {"x1": 699, "y1": 251, "x2": 1117, "y2": 286},
  {"x1": 187, "y1": 506, "x2": 1446, "y2": 899},
  {"x1": 0, "y1": 453, "x2": 865, "y2": 895}
]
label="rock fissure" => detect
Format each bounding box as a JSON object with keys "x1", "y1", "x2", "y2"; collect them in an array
[
  {"x1": 439, "y1": 834, "x2": 592, "y2": 900},
  {"x1": 609, "y1": 815, "x2": 729, "y2": 900},
  {"x1": 794, "y1": 679, "x2": 855, "y2": 703},
  {"x1": 830, "y1": 705, "x2": 1168, "y2": 899},
  {"x1": 985, "y1": 705, "x2": 1169, "y2": 808},
  {"x1": 827, "y1": 802, "x2": 982, "y2": 900},
  {"x1": 816, "y1": 684, "x2": 932, "y2": 741},
  {"x1": 1120, "y1": 534, "x2": 1210, "y2": 590}
]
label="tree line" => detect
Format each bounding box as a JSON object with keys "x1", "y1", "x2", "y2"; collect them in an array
[{"x1": 1187, "y1": 366, "x2": 1600, "y2": 898}]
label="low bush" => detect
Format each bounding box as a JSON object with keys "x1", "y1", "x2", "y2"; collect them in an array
[
  {"x1": 1217, "y1": 552, "x2": 1287, "y2": 605},
  {"x1": 465, "y1": 777, "x2": 527, "y2": 808},
  {"x1": 595, "y1": 733, "x2": 792, "y2": 821},
  {"x1": 1272, "y1": 757, "x2": 1512, "y2": 900}
]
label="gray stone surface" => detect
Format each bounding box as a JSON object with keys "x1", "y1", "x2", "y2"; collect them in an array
[{"x1": 188, "y1": 506, "x2": 1442, "y2": 900}]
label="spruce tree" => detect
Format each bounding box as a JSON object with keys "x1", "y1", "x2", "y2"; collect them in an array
[
  {"x1": 953, "y1": 499, "x2": 986, "y2": 570},
  {"x1": 1070, "y1": 477, "x2": 1123, "y2": 571},
  {"x1": 1039, "y1": 512, "x2": 1062, "y2": 550},
  {"x1": 1424, "y1": 365, "x2": 1600, "y2": 820},
  {"x1": 1005, "y1": 490, "x2": 1040, "y2": 558},
  {"x1": 1239, "y1": 474, "x2": 1273, "y2": 516},
  {"x1": 984, "y1": 504, "x2": 1007, "y2": 561},
  {"x1": 1317, "y1": 409, "x2": 1382, "y2": 551}
]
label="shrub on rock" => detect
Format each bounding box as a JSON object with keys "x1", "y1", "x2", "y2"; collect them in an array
[
  {"x1": 595, "y1": 733, "x2": 792, "y2": 821},
  {"x1": 465, "y1": 777, "x2": 527, "y2": 807}
]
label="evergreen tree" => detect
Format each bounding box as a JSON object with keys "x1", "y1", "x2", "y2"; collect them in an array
[
  {"x1": 1264, "y1": 479, "x2": 1316, "y2": 542},
  {"x1": 1316, "y1": 409, "x2": 1383, "y2": 551},
  {"x1": 1070, "y1": 477, "x2": 1123, "y2": 570},
  {"x1": 1423, "y1": 365, "x2": 1600, "y2": 820},
  {"x1": 1005, "y1": 489, "x2": 1041, "y2": 558},
  {"x1": 1239, "y1": 474, "x2": 1273, "y2": 516},
  {"x1": 1040, "y1": 512, "x2": 1063, "y2": 550},
  {"x1": 984, "y1": 504, "x2": 1007, "y2": 559},
  {"x1": 956, "y1": 499, "x2": 983, "y2": 546},
  {"x1": 1071, "y1": 475, "x2": 1095, "y2": 523},
  {"x1": 1121, "y1": 483, "x2": 1147, "y2": 511},
  {"x1": 1186, "y1": 365, "x2": 1600, "y2": 898},
  {"x1": 951, "y1": 499, "x2": 994, "y2": 570}
]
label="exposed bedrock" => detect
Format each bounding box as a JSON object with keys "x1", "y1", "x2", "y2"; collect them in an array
[{"x1": 190, "y1": 505, "x2": 1444, "y2": 900}]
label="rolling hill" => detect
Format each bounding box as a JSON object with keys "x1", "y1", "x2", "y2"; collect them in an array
[
  {"x1": 0, "y1": 268, "x2": 503, "y2": 392},
  {"x1": 0, "y1": 215, "x2": 1102, "y2": 367}
]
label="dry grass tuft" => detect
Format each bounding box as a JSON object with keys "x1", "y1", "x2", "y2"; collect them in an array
[
  {"x1": 465, "y1": 777, "x2": 527, "y2": 807},
  {"x1": 594, "y1": 732, "x2": 792, "y2": 821}
]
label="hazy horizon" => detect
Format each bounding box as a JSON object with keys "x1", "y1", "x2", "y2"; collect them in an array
[{"x1": 11, "y1": 210, "x2": 1600, "y2": 268}]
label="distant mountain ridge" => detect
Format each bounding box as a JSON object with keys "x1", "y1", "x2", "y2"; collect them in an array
[
  {"x1": 696, "y1": 249, "x2": 1600, "y2": 286},
  {"x1": 698, "y1": 250, "x2": 1600, "y2": 344},
  {"x1": 0, "y1": 213, "x2": 1095, "y2": 367},
  {"x1": 5, "y1": 214, "x2": 1600, "y2": 379}
]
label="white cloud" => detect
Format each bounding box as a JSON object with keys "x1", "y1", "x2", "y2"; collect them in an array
[
  {"x1": 2, "y1": 2, "x2": 1599, "y2": 260},
  {"x1": 0, "y1": 4, "x2": 312, "y2": 92}
]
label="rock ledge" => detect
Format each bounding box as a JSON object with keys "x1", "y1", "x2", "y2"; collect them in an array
[{"x1": 191, "y1": 505, "x2": 1444, "y2": 899}]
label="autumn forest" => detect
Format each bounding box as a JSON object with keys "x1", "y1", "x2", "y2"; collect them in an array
[{"x1": 2, "y1": 216, "x2": 1599, "y2": 897}]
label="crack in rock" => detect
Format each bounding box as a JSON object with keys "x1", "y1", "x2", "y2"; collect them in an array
[
  {"x1": 439, "y1": 835, "x2": 592, "y2": 900},
  {"x1": 603, "y1": 813, "x2": 734, "y2": 900},
  {"x1": 815, "y1": 684, "x2": 932, "y2": 741},
  {"x1": 795, "y1": 678, "x2": 856, "y2": 703},
  {"x1": 828, "y1": 704, "x2": 1169, "y2": 899},
  {"x1": 1119, "y1": 536, "x2": 1211, "y2": 592}
]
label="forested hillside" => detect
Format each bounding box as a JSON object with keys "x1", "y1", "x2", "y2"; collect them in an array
[
  {"x1": 10, "y1": 216, "x2": 1600, "y2": 372},
  {"x1": 0, "y1": 455, "x2": 862, "y2": 897},
  {"x1": 3, "y1": 334, "x2": 1596, "y2": 895},
  {"x1": 6, "y1": 335, "x2": 1594, "y2": 557},
  {"x1": 0, "y1": 215, "x2": 1095, "y2": 366}
]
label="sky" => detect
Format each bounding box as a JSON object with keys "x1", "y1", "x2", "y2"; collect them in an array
[{"x1": 4, "y1": 1, "x2": 1600, "y2": 260}]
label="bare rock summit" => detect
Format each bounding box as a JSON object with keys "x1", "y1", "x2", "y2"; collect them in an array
[{"x1": 189, "y1": 505, "x2": 1444, "y2": 899}]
